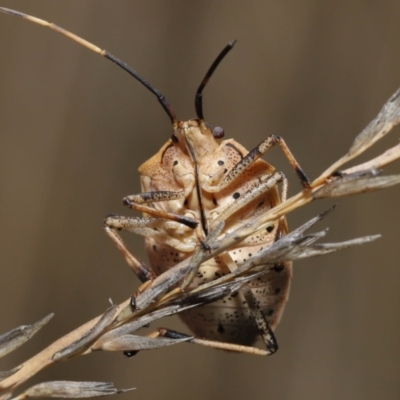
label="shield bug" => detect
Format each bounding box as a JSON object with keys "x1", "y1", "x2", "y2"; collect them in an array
[{"x1": 0, "y1": 7, "x2": 310, "y2": 355}]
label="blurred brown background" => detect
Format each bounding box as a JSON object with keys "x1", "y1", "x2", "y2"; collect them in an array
[{"x1": 0, "y1": 1, "x2": 399, "y2": 399}]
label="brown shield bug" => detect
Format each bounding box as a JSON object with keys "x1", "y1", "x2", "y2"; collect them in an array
[{"x1": 0, "y1": 7, "x2": 311, "y2": 355}]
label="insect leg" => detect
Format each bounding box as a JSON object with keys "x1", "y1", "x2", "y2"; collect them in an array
[
  {"x1": 104, "y1": 220, "x2": 155, "y2": 283},
  {"x1": 220, "y1": 252, "x2": 278, "y2": 355},
  {"x1": 123, "y1": 190, "x2": 198, "y2": 229},
  {"x1": 105, "y1": 216, "x2": 195, "y2": 283},
  {"x1": 153, "y1": 328, "x2": 270, "y2": 356},
  {"x1": 239, "y1": 285, "x2": 278, "y2": 354},
  {"x1": 214, "y1": 171, "x2": 286, "y2": 225},
  {"x1": 219, "y1": 135, "x2": 310, "y2": 190}
]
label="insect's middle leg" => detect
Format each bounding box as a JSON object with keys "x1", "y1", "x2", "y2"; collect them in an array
[
  {"x1": 104, "y1": 217, "x2": 156, "y2": 283},
  {"x1": 105, "y1": 214, "x2": 196, "y2": 283},
  {"x1": 105, "y1": 189, "x2": 199, "y2": 283}
]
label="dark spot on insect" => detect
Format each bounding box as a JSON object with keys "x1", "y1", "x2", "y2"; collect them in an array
[
  {"x1": 231, "y1": 292, "x2": 238, "y2": 298},
  {"x1": 171, "y1": 133, "x2": 178, "y2": 143},
  {"x1": 184, "y1": 199, "x2": 188, "y2": 205},
  {"x1": 266, "y1": 225, "x2": 274, "y2": 233},
  {"x1": 224, "y1": 168, "x2": 228, "y2": 173},
  {"x1": 248, "y1": 253, "x2": 252, "y2": 257},
  {"x1": 214, "y1": 271, "x2": 221, "y2": 278},
  {"x1": 212, "y1": 126, "x2": 225, "y2": 139},
  {"x1": 116, "y1": 227, "x2": 122, "y2": 231},
  {"x1": 152, "y1": 245, "x2": 157, "y2": 251},
  {"x1": 233, "y1": 192, "x2": 240, "y2": 200},
  {"x1": 143, "y1": 323, "x2": 150, "y2": 328},
  {"x1": 275, "y1": 288, "x2": 281, "y2": 294},
  {"x1": 266, "y1": 309, "x2": 274, "y2": 317},
  {"x1": 257, "y1": 201, "x2": 265, "y2": 208},
  {"x1": 123, "y1": 350, "x2": 139, "y2": 358},
  {"x1": 217, "y1": 160, "x2": 225, "y2": 166},
  {"x1": 173, "y1": 160, "x2": 178, "y2": 166},
  {"x1": 218, "y1": 323, "x2": 225, "y2": 333},
  {"x1": 153, "y1": 227, "x2": 158, "y2": 231},
  {"x1": 273, "y1": 264, "x2": 284, "y2": 272},
  {"x1": 212, "y1": 196, "x2": 218, "y2": 206}
]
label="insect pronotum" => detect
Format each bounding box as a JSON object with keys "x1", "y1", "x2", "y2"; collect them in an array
[{"x1": 0, "y1": 7, "x2": 311, "y2": 355}]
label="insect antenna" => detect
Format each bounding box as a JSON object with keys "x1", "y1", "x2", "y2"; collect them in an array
[
  {"x1": 0, "y1": 7, "x2": 178, "y2": 125},
  {"x1": 195, "y1": 40, "x2": 236, "y2": 121}
]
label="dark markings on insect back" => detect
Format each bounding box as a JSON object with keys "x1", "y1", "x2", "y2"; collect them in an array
[
  {"x1": 160, "y1": 142, "x2": 175, "y2": 162},
  {"x1": 225, "y1": 142, "x2": 244, "y2": 158}
]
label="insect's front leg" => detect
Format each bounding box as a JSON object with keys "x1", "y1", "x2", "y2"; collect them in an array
[{"x1": 123, "y1": 190, "x2": 198, "y2": 229}]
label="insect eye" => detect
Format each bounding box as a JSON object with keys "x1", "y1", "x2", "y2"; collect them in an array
[{"x1": 212, "y1": 126, "x2": 225, "y2": 139}]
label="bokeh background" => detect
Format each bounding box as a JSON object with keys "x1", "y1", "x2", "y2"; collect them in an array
[{"x1": 0, "y1": 2, "x2": 399, "y2": 399}]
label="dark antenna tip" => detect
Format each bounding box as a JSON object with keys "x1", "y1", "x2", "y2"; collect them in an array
[
  {"x1": 195, "y1": 40, "x2": 237, "y2": 121},
  {"x1": 104, "y1": 52, "x2": 177, "y2": 125}
]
